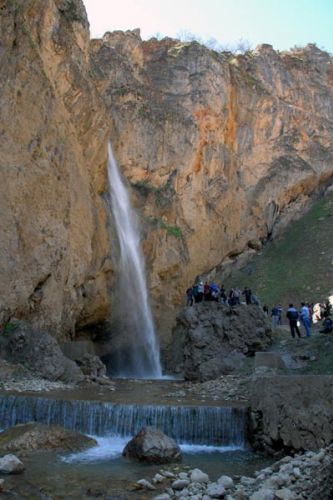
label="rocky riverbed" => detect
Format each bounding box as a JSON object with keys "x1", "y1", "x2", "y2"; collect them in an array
[{"x1": 133, "y1": 445, "x2": 333, "y2": 499}]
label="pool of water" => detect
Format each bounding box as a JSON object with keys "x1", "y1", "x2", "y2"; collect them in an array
[{"x1": 2, "y1": 437, "x2": 273, "y2": 499}]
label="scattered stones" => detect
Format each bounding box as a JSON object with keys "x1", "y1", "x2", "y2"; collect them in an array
[
  {"x1": 137, "y1": 445, "x2": 333, "y2": 499},
  {"x1": 136, "y1": 478, "x2": 156, "y2": 490},
  {"x1": 171, "y1": 479, "x2": 190, "y2": 490},
  {"x1": 0, "y1": 378, "x2": 75, "y2": 393},
  {"x1": 0, "y1": 454, "x2": 25, "y2": 474}
]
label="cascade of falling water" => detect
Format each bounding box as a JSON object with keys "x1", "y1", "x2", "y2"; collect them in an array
[
  {"x1": 106, "y1": 143, "x2": 162, "y2": 378},
  {"x1": 0, "y1": 395, "x2": 247, "y2": 447}
]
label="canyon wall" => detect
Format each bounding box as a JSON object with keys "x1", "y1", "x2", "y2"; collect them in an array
[
  {"x1": 90, "y1": 31, "x2": 333, "y2": 340},
  {"x1": 0, "y1": 0, "x2": 111, "y2": 338},
  {"x1": 1, "y1": 0, "x2": 333, "y2": 344}
]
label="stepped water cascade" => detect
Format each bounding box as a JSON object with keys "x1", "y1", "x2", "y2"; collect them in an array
[
  {"x1": 0, "y1": 395, "x2": 246, "y2": 448},
  {"x1": 106, "y1": 143, "x2": 162, "y2": 378}
]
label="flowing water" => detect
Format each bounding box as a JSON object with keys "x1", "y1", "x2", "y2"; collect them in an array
[
  {"x1": 0, "y1": 392, "x2": 273, "y2": 498},
  {"x1": 106, "y1": 143, "x2": 161, "y2": 379},
  {"x1": 0, "y1": 394, "x2": 246, "y2": 446}
]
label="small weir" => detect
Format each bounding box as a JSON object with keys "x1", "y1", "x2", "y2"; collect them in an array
[{"x1": 0, "y1": 394, "x2": 247, "y2": 447}]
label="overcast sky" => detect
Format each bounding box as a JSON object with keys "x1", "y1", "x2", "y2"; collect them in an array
[{"x1": 82, "y1": 0, "x2": 333, "y2": 53}]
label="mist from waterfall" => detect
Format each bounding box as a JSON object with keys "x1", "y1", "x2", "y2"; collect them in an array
[{"x1": 106, "y1": 143, "x2": 162, "y2": 378}]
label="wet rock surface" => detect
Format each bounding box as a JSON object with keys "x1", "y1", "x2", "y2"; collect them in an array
[
  {"x1": 165, "y1": 303, "x2": 272, "y2": 381},
  {"x1": 0, "y1": 423, "x2": 97, "y2": 454},
  {"x1": 123, "y1": 426, "x2": 182, "y2": 464}
]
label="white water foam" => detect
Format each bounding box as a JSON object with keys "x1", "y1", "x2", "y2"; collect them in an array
[
  {"x1": 62, "y1": 435, "x2": 129, "y2": 463},
  {"x1": 62, "y1": 435, "x2": 243, "y2": 464}
]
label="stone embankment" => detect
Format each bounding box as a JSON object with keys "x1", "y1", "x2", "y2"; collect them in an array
[{"x1": 134, "y1": 446, "x2": 333, "y2": 499}]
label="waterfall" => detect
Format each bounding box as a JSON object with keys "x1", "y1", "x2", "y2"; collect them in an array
[
  {"x1": 0, "y1": 395, "x2": 247, "y2": 447},
  {"x1": 106, "y1": 143, "x2": 162, "y2": 379}
]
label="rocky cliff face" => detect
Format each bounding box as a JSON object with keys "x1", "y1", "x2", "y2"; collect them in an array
[
  {"x1": 1, "y1": 1, "x2": 333, "y2": 344},
  {"x1": 0, "y1": 0, "x2": 111, "y2": 338},
  {"x1": 91, "y1": 32, "x2": 333, "y2": 341}
]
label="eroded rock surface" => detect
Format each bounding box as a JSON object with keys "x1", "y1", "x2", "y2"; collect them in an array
[
  {"x1": 249, "y1": 375, "x2": 333, "y2": 453},
  {"x1": 165, "y1": 302, "x2": 272, "y2": 381},
  {"x1": 0, "y1": 0, "x2": 111, "y2": 338},
  {"x1": 0, "y1": 320, "x2": 83, "y2": 383}
]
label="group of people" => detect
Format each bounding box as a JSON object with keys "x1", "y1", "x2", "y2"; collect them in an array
[
  {"x1": 269, "y1": 301, "x2": 332, "y2": 339},
  {"x1": 186, "y1": 282, "x2": 259, "y2": 307}
]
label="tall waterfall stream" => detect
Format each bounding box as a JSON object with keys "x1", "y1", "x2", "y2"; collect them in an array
[{"x1": 106, "y1": 143, "x2": 162, "y2": 378}]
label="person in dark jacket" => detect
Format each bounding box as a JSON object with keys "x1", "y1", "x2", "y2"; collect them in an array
[
  {"x1": 286, "y1": 304, "x2": 302, "y2": 339},
  {"x1": 320, "y1": 317, "x2": 333, "y2": 334}
]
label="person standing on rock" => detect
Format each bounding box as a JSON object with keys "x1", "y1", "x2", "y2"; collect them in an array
[
  {"x1": 196, "y1": 282, "x2": 204, "y2": 303},
  {"x1": 300, "y1": 302, "x2": 311, "y2": 337},
  {"x1": 286, "y1": 304, "x2": 302, "y2": 339},
  {"x1": 186, "y1": 286, "x2": 194, "y2": 306},
  {"x1": 277, "y1": 304, "x2": 283, "y2": 325},
  {"x1": 242, "y1": 287, "x2": 252, "y2": 305},
  {"x1": 271, "y1": 306, "x2": 280, "y2": 330}
]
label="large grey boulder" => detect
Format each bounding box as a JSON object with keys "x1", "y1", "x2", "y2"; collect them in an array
[
  {"x1": 122, "y1": 426, "x2": 182, "y2": 464},
  {"x1": 165, "y1": 302, "x2": 272, "y2": 381},
  {"x1": 1, "y1": 320, "x2": 83, "y2": 383}
]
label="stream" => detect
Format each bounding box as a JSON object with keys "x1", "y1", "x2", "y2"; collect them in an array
[{"x1": 0, "y1": 379, "x2": 273, "y2": 498}]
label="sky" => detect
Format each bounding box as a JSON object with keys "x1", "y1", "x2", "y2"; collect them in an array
[{"x1": 82, "y1": 0, "x2": 333, "y2": 53}]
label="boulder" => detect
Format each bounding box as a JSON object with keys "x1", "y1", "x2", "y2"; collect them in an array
[
  {"x1": 206, "y1": 482, "x2": 226, "y2": 498},
  {"x1": 122, "y1": 426, "x2": 182, "y2": 464},
  {"x1": 61, "y1": 341, "x2": 107, "y2": 378},
  {"x1": 165, "y1": 302, "x2": 272, "y2": 381},
  {"x1": 1, "y1": 320, "x2": 83, "y2": 383},
  {"x1": 0, "y1": 454, "x2": 25, "y2": 474},
  {"x1": 217, "y1": 475, "x2": 234, "y2": 489},
  {"x1": 190, "y1": 468, "x2": 209, "y2": 483},
  {"x1": 0, "y1": 423, "x2": 97, "y2": 453}
]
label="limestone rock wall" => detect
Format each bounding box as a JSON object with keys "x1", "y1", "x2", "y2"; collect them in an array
[
  {"x1": 91, "y1": 32, "x2": 333, "y2": 340},
  {"x1": 0, "y1": 0, "x2": 111, "y2": 338},
  {"x1": 1, "y1": 2, "x2": 333, "y2": 344}
]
